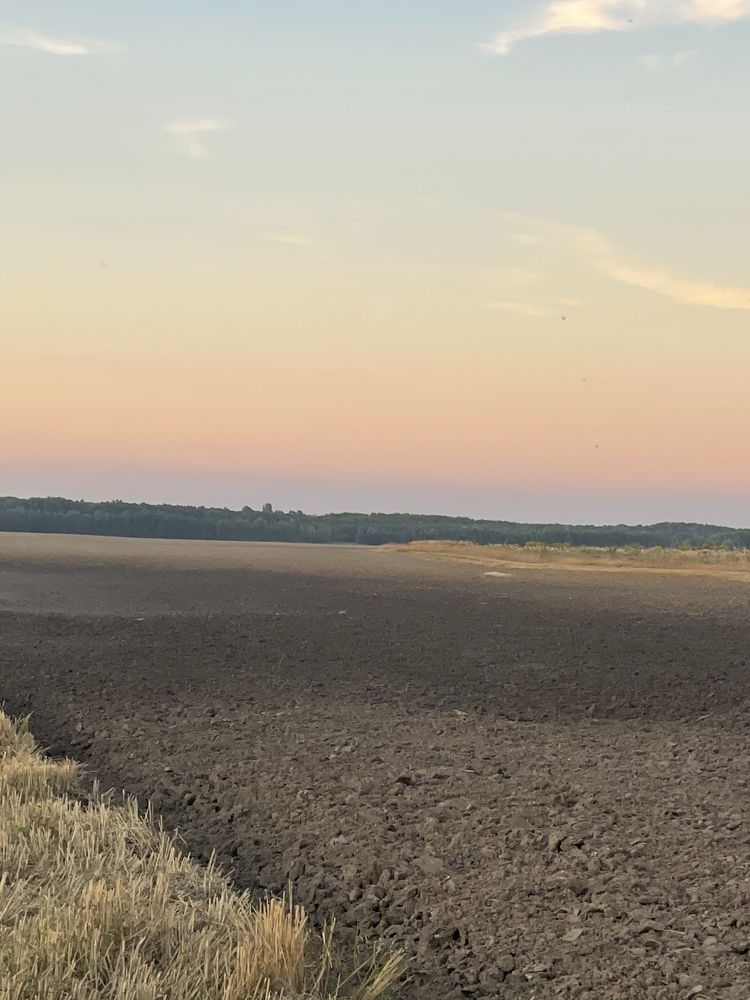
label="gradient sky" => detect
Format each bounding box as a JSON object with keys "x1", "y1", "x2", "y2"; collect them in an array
[{"x1": 2, "y1": 1, "x2": 749, "y2": 525}]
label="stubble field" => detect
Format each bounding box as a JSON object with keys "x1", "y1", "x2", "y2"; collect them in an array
[{"x1": 1, "y1": 532, "x2": 749, "y2": 999}]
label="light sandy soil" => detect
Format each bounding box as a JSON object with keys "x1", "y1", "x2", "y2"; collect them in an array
[{"x1": 386, "y1": 541, "x2": 750, "y2": 583}]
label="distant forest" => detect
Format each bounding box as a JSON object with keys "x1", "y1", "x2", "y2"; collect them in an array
[{"x1": 1, "y1": 496, "x2": 748, "y2": 549}]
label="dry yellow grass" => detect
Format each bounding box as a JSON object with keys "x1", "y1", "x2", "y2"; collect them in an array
[
  {"x1": 0, "y1": 711, "x2": 403, "y2": 1000},
  {"x1": 388, "y1": 540, "x2": 750, "y2": 579}
]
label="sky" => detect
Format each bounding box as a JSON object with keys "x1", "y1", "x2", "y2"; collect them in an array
[{"x1": 2, "y1": 1, "x2": 749, "y2": 525}]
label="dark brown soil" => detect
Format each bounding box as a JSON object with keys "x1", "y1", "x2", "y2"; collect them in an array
[{"x1": 1, "y1": 534, "x2": 749, "y2": 999}]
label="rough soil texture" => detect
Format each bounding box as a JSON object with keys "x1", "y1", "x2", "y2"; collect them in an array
[{"x1": 1, "y1": 533, "x2": 749, "y2": 1000}]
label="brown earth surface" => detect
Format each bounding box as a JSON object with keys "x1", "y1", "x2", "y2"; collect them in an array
[{"x1": 1, "y1": 532, "x2": 749, "y2": 1000}]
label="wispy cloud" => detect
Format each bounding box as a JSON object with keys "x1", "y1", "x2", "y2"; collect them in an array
[
  {"x1": 495, "y1": 265, "x2": 539, "y2": 286},
  {"x1": 482, "y1": 266, "x2": 551, "y2": 317},
  {"x1": 484, "y1": 299, "x2": 551, "y2": 318},
  {"x1": 264, "y1": 233, "x2": 318, "y2": 247},
  {"x1": 638, "y1": 48, "x2": 698, "y2": 69},
  {"x1": 165, "y1": 119, "x2": 231, "y2": 159},
  {"x1": 508, "y1": 231, "x2": 544, "y2": 247},
  {"x1": 508, "y1": 214, "x2": 750, "y2": 311},
  {"x1": 0, "y1": 25, "x2": 118, "y2": 55},
  {"x1": 583, "y1": 231, "x2": 750, "y2": 309},
  {"x1": 484, "y1": 0, "x2": 750, "y2": 54}
]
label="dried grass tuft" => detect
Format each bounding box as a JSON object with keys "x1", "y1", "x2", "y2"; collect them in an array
[
  {"x1": 0, "y1": 710, "x2": 403, "y2": 1000},
  {"x1": 391, "y1": 540, "x2": 750, "y2": 577}
]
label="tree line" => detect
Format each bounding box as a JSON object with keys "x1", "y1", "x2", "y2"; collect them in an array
[{"x1": 1, "y1": 496, "x2": 748, "y2": 549}]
